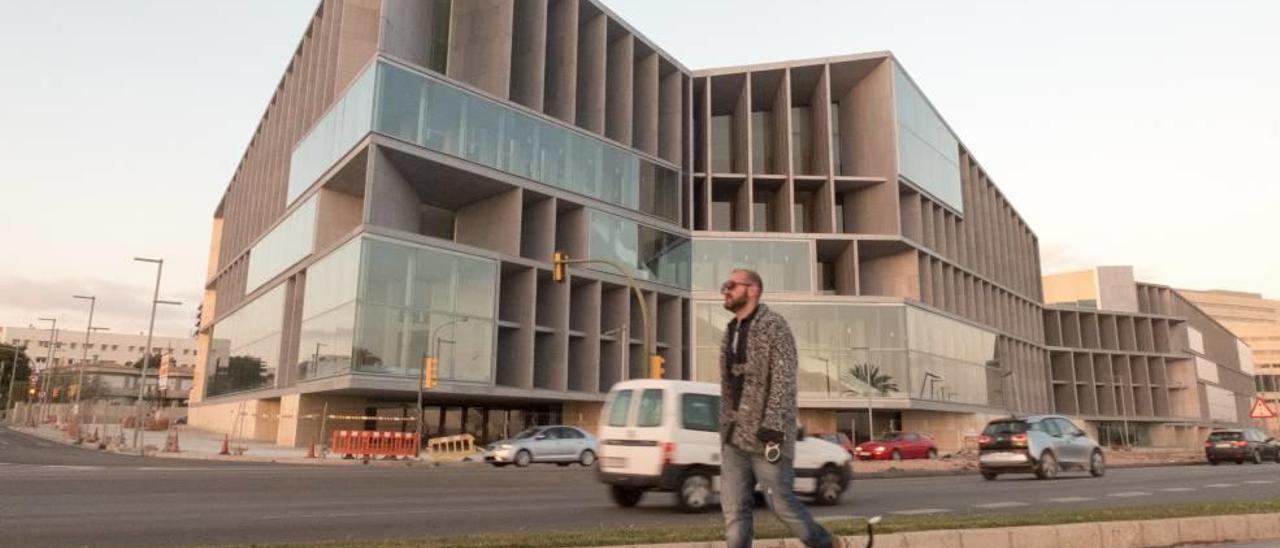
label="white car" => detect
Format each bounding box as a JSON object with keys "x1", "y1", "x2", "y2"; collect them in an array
[{"x1": 596, "y1": 379, "x2": 852, "y2": 512}]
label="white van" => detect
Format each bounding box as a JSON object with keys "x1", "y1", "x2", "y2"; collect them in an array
[{"x1": 596, "y1": 379, "x2": 852, "y2": 512}]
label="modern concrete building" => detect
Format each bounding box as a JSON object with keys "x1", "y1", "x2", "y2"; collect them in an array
[
  {"x1": 189, "y1": 0, "x2": 1127, "y2": 451},
  {"x1": 1042, "y1": 267, "x2": 1256, "y2": 446},
  {"x1": 1179, "y1": 289, "x2": 1280, "y2": 432}
]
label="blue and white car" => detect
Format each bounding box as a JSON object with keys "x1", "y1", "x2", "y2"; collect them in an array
[{"x1": 482, "y1": 425, "x2": 598, "y2": 468}]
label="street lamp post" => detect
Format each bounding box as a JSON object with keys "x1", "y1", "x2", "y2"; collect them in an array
[
  {"x1": 1114, "y1": 375, "x2": 1131, "y2": 448},
  {"x1": 71, "y1": 295, "x2": 98, "y2": 410},
  {"x1": 416, "y1": 317, "x2": 469, "y2": 457},
  {"x1": 132, "y1": 257, "x2": 182, "y2": 454},
  {"x1": 552, "y1": 253, "x2": 662, "y2": 379},
  {"x1": 36, "y1": 317, "x2": 58, "y2": 424}
]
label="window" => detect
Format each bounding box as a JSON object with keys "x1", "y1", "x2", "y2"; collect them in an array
[
  {"x1": 680, "y1": 393, "x2": 719, "y2": 432},
  {"x1": 983, "y1": 421, "x2": 1027, "y2": 436},
  {"x1": 561, "y1": 428, "x2": 585, "y2": 439},
  {"x1": 608, "y1": 390, "x2": 633, "y2": 427},
  {"x1": 637, "y1": 389, "x2": 664, "y2": 427},
  {"x1": 1054, "y1": 419, "x2": 1082, "y2": 437}
]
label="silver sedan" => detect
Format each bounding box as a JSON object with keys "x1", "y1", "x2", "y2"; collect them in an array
[{"x1": 482, "y1": 426, "x2": 598, "y2": 468}]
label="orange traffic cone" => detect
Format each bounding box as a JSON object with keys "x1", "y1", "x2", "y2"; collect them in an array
[{"x1": 219, "y1": 434, "x2": 231, "y2": 456}]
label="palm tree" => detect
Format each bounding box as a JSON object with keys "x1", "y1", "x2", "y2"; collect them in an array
[{"x1": 842, "y1": 363, "x2": 898, "y2": 397}]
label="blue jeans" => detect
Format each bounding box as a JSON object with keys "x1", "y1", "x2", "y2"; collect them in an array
[{"x1": 720, "y1": 443, "x2": 832, "y2": 548}]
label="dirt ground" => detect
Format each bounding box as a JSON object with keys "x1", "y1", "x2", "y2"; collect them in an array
[{"x1": 852, "y1": 447, "x2": 1206, "y2": 476}]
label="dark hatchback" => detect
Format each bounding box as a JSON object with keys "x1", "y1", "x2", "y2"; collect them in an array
[{"x1": 1205, "y1": 428, "x2": 1280, "y2": 465}]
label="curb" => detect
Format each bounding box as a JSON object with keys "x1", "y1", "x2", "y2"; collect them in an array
[{"x1": 588, "y1": 512, "x2": 1280, "y2": 548}]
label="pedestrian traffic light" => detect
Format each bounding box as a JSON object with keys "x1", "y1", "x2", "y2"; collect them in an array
[
  {"x1": 552, "y1": 251, "x2": 569, "y2": 283},
  {"x1": 648, "y1": 355, "x2": 665, "y2": 379},
  {"x1": 423, "y1": 356, "x2": 438, "y2": 389}
]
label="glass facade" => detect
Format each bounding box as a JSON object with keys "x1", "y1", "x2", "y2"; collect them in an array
[
  {"x1": 287, "y1": 65, "x2": 376, "y2": 204},
  {"x1": 694, "y1": 302, "x2": 996, "y2": 406},
  {"x1": 893, "y1": 62, "x2": 963, "y2": 212},
  {"x1": 245, "y1": 195, "x2": 317, "y2": 292},
  {"x1": 206, "y1": 285, "x2": 287, "y2": 397},
  {"x1": 587, "y1": 210, "x2": 691, "y2": 289},
  {"x1": 371, "y1": 60, "x2": 681, "y2": 224},
  {"x1": 691, "y1": 239, "x2": 812, "y2": 293},
  {"x1": 294, "y1": 235, "x2": 499, "y2": 384},
  {"x1": 297, "y1": 236, "x2": 361, "y2": 380}
]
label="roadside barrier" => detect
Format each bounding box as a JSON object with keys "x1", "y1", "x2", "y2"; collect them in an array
[
  {"x1": 428, "y1": 433, "x2": 476, "y2": 455},
  {"x1": 329, "y1": 430, "x2": 419, "y2": 460}
]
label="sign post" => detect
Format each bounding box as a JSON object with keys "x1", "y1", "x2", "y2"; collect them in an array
[{"x1": 1248, "y1": 396, "x2": 1278, "y2": 438}]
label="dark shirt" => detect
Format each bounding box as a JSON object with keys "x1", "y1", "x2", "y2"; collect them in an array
[{"x1": 726, "y1": 305, "x2": 760, "y2": 411}]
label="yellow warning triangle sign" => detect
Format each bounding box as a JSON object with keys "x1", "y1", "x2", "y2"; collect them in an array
[{"x1": 1249, "y1": 397, "x2": 1277, "y2": 419}]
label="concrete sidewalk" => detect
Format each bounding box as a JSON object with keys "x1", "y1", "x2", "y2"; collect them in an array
[
  {"x1": 7, "y1": 422, "x2": 476, "y2": 466},
  {"x1": 590, "y1": 513, "x2": 1280, "y2": 548}
]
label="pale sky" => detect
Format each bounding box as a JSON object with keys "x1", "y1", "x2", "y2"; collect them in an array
[{"x1": 1, "y1": 0, "x2": 1276, "y2": 338}]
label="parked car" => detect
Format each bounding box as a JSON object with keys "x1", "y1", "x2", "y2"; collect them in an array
[
  {"x1": 480, "y1": 425, "x2": 597, "y2": 468},
  {"x1": 596, "y1": 379, "x2": 853, "y2": 512},
  {"x1": 977, "y1": 415, "x2": 1104, "y2": 480},
  {"x1": 1205, "y1": 428, "x2": 1280, "y2": 465},
  {"x1": 815, "y1": 432, "x2": 855, "y2": 457},
  {"x1": 854, "y1": 432, "x2": 937, "y2": 461}
]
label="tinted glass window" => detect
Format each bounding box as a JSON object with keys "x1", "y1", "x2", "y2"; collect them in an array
[
  {"x1": 608, "y1": 390, "x2": 633, "y2": 427},
  {"x1": 1039, "y1": 419, "x2": 1062, "y2": 436},
  {"x1": 637, "y1": 389, "x2": 664, "y2": 427},
  {"x1": 903, "y1": 433, "x2": 919, "y2": 442},
  {"x1": 563, "y1": 428, "x2": 584, "y2": 439},
  {"x1": 1053, "y1": 419, "x2": 1080, "y2": 436},
  {"x1": 681, "y1": 393, "x2": 719, "y2": 432},
  {"x1": 983, "y1": 421, "x2": 1027, "y2": 435},
  {"x1": 514, "y1": 428, "x2": 544, "y2": 440},
  {"x1": 1208, "y1": 431, "x2": 1243, "y2": 442}
]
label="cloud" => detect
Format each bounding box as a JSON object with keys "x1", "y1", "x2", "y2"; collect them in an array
[{"x1": 0, "y1": 276, "x2": 200, "y2": 338}]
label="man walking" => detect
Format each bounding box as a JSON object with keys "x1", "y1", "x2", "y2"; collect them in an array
[{"x1": 718, "y1": 269, "x2": 832, "y2": 548}]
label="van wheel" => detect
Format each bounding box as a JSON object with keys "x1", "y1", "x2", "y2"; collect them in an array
[
  {"x1": 610, "y1": 485, "x2": 643, "y2": 508},
  {"x1": 677, "y1": 470, "x2": 714, "y2": 513},
  {"x1": 579, "y1": 450, "x2": 596, "y2": 466},
  {"x1": 813, "y1": 465, "x2": 844, "y2": 506},
  {"x1": 1089, "y1": 450, "x2": 1106, "y2": 477},
  {"x1": 514, "y1": 450, "x2": 532, "y2": 468},
  {"x1": 1035, "y1": 452, "x2": 1058, "y2": 480}
]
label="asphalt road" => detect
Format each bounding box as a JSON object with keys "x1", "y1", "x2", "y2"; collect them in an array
[{"x1": 4, "y1": 427, "x2": 1280, "y2": 547}]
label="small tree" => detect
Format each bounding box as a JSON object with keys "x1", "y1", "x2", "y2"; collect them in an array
[
  {"x1": 0, "y1": 344, "x2": 32, "y2": 407},
  {"x1": 842, "y1": 363, "x2": 898, "y2": 396}
]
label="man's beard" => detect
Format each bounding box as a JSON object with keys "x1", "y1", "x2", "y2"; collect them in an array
[{"x1": 723, "y1": 294, "x2": 748, "y2": 312}]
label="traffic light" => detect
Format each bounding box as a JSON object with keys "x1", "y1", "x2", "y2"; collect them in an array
[
  {"x1": 648, "y1": 355, "x2": 665, "y2": 379},
  {"x1": 423, "y1": 356, "x2": 438, "y2": 389},
  {"x1": 552, "y1": 251, "x2": 569, "y2": 283}
]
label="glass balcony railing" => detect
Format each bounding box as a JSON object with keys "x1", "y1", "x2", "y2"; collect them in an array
[{"x1": 287, "y1": 57, "x2": 682, "y2": 225}]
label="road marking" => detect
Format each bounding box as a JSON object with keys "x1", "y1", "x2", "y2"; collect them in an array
[
  {"x1": 973, "y1": 502, "x2": 1028, "y2": 509},
  {"x1": 1204, "y1": 483, "x2": 1237, "y2": 488},
  {"x1": 1245, "y1": 480, "x2": 1275, "y2": 485},
  {"x1": 1108, "y1": 491, "x2": 1151, "y2": 498},
  {"x1": 890, "y1": 508, "x2": 952, "y2": 515},
  {"x1": 1159, "y1": 488, "x2": 1196, "y2": 492},
  {"x1": 1048, "y1": 496, "x2": 1095, "y2": 503}
]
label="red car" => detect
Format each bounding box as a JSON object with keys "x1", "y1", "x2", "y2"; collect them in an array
[{"x1": 855, "y1": 432, "x2": 937, "y2": 460}]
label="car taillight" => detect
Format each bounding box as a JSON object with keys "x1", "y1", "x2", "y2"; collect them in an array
[
  {"x1": 978, "y1": 434, "x2": 991, "y2": 446},
  {"x1": 1235, "y1": 440, "x2": 1248, "y2": 448},
  {"x1": 1011, "y1": 433, "x2": 1028, "y2": 447},
  {"x1": 661, "y1": 442, "x2": 676, "y2": 465}
]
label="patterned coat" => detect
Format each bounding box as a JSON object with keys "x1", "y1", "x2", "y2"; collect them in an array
[{"x1": 718, "y1": 304, "x2": 799, "y2": 457}]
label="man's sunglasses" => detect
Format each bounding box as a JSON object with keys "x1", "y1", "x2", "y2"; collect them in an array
[{"x1": 720, "y1": 281, "x2": 756, "y2": 293}]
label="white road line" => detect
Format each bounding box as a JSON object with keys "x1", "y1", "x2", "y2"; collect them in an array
[
  {"x1": 1204, "y1": 483, "x2": 1237, "y2": 488},
  {"x1": 1160, "y1": 487, "x2": 1197, "y2": 492},
  {"x1": 973, "y1": 502, "x2": 1028, "y2": 509},
  {"x1": 1048, "y1": 496, "x2": 1095, "y2": 503},
  {"x1": 1108, "y1": 491, "x2": 1151, "y2": 498},
  {"x1": 890, "y1": 508, "x2": 952, "y2": 515},
  {"x1": 1245, "y1": 480, "x2": 1275, "y2": 485}
]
